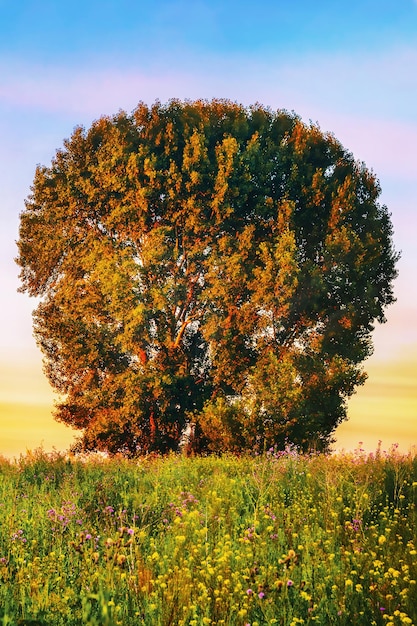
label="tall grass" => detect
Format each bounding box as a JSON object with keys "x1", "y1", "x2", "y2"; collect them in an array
[{"x1": 0, "y1": 445, "x2": 416, "y2": 625}]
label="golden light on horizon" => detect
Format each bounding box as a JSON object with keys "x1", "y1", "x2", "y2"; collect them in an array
[
  {"x1": 337, "y1": 352, "x2": 417, "y2": 453},
  {"x1": 1, "y1": 348, "x2": 416, "y2": 459},
  {"x1": 0, "y1": 359, "x2": 77, "y2": 459},
  {"x1": 0, "y1": 402, "x2": 77, "y2": 459}
]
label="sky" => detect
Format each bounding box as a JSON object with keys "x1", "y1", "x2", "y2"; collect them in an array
[{"x1": 1, "y1": 0, "x2": 416, "y2": 458}]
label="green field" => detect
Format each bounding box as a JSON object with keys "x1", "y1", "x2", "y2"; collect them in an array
[{"x1": 0, "y1": 446, "x2": 416, "y2": 625}]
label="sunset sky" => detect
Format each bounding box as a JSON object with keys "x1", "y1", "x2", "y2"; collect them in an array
[{"x1": 1, "y1": 0, "x2": 416, "y2": 458}]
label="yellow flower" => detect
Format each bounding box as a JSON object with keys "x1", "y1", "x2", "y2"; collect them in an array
[{"x1": 378, "y1": 535, "x2": 387, "y2": 546}]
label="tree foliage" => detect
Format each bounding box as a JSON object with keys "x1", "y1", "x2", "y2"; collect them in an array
[{"x1": 16, "y1": 99, "x2": 399, "y2": 454}]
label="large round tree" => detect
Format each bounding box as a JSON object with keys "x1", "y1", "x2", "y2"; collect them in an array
[{"x1": 17, "y1": 99, "x2": 399, "y2": 454}]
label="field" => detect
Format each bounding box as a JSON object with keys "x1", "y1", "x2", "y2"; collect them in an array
[{"x1": 0, "y1": 445, "x2": 416, "y2": 625}]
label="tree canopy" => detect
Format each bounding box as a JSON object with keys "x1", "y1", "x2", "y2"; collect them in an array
[{"x1": 16, "y1": 99, "x2": 399, "y2": 454}]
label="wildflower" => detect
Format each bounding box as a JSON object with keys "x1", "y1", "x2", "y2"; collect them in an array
[
  {"x1": 287, "y1": 580, "x2": 294, "y2": 587},
  {"x1": 258, "y1": 591, "x2": 265, "y2": 599},
  {"x1": 378, "y1": 535, "x2": 387, "y2": 546},
  {"x1": 246, "y1": 589, "x2": 253, "y2": 595},
  {"x1": 11, "y1": 530, "x2": 27, "y2": 542},
  {"x1": 243, "y1": 527, "x2": 256, "y2": 541}
]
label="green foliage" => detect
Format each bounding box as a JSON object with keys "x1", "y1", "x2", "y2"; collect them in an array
[
  {"x1": 16, "y1": 99, "x2": 399, "y2": 454},
  {"x1": 0, "y1": 448, "x2": 416, "y2": 625}
]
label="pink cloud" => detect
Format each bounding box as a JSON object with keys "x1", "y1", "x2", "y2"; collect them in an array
[
  {"x1": 1, "y1": 46, "x2": 416, "y2": 182},
  {"x1": 0, "y1": 63, "x2": 187, "y2": 117},
  {"x1": 313, "y1": 113, "x2": 417, "y2": 182}
]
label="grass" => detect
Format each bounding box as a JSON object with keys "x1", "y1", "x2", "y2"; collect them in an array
[{"x1": 0, "y1": 444, "x2": 416, "y2": 625}]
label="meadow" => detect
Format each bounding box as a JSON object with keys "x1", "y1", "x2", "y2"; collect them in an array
[{"x1": 0, "y1": 444, "x2": 416, "y2": 626}]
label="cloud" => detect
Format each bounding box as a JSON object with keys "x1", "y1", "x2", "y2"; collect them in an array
[
  {"x1": 0, "y1": 63, "x2": 176, "y2": 118},
  {"x1": 1, "y1": 43, "x2": 416, "y2": 116},
  {"x1": 1, "y1": 45, "x2": 416, "y2": 181},
  {"x1": 313, "y1": 113, "x2": 417, "y2": 182}
]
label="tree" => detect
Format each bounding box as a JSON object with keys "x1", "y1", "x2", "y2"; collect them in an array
[{"x1": 16, "y1": 99, "x2": 399, "y2": 454}]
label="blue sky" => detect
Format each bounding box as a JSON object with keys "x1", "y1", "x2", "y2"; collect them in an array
[
  {"x1": 1, "y1": 0, "x2": 416, "y2": 456},
  {"x1": 1, "y1": 1, "x2": 416, "y2": 60}
]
